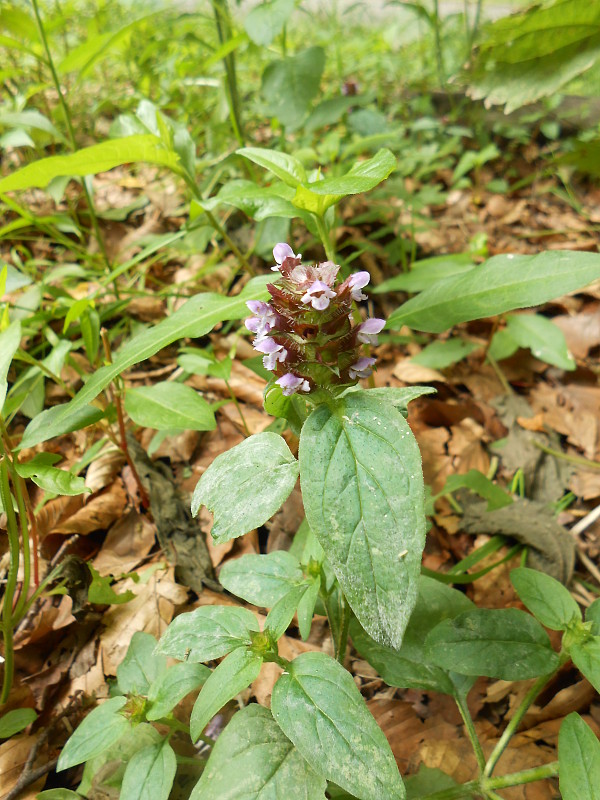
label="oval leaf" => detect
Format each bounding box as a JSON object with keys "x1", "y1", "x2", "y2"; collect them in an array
[
  {"x1": 425, "y1": 608, "x2": 560, "y2": 680},
  {"x1": 190, "y1": 704, "x2": 326, "y2": 799},
  {"x1": 0, "y1": 708, "x2": 37, "y2": 738},
  {"x1": 299, "y1": 391, "x2": 426, "y2": 649},
  {"x1": 116, "y1": 632, "x2": 167, "y2": 695},
  {"x1": 125, "y1": 381, "x2": 216, "y2": 431},
  {"x1": 219, "y1": 551, "x2": 304, "y2": 607},
  {"x1": 510, "y1": 567, "x2": 581, "y2": 631},
  {"x1": 387, "y1": 251, "x2": 600, "y2": 333},
  {"x1": 156, "y1": 605, "x2": 259, "y2": 663},
  {"x1": 57, "y1": 696, "x2": 130, "y2": 771},
  {"x1": 120, "y1": 740, "x2": 177, "y2": 800},
  {"x1": 570, "y1": 638, "x2": 600, "y2": 694},
  {"x1": 191, "y1": 432, "x2": 299, "y2": 545},
  {"x1": 559, "y1": 712, "x2": 600, "y2": 800},
  {"x1": 147, "y1": 662, "x2": 210, "y2": 721},
  {"x1": 271, "y1": 652, "x2": 404, "y2": 800}
]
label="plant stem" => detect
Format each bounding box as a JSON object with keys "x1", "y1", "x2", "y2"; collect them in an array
[
  {"x1": 0, "y1": 457, "x2": 18, "y2": 703},
  {"x1": 487, "y1": 761, "x2": 558, "y2": 789},
  {"x1": 455, "y1": 692, "x2": 486, "y2": 773},
  {"x1": 484, "y1": 668, "x2": 560, "y2": 777},
  {"x1": 315, "y1": 215, "x2": 336, "y2": 263},
  {"x1": 211, "y1": 0, "x2": 245, "y2": 147},
  {"x1": 30, "y1": 0, "x2": 111, "y2": 273},
  {"x1": 224, "y1": 380, "x2": 251, "y2": 437},
  {"x1": 530, "y1": 439, "x2": 600, "y2": 470}
]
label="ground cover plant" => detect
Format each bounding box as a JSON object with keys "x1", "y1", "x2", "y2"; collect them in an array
[{"x1": 1, "y1": 0, "x2": 600, "y2": 797}]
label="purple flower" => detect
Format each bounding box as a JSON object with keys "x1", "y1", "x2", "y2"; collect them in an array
[
  {"x1": 245, "y1": 300, "x2": 276, "y2": 340},
  {"x1": 301, "y1": 280, "x2": 336, "y2": 311},
  {"x1": 348, "y1": 271, "x2": 370, "y2": 302},
  {"x1": 272, "y1": 242, "x2": 301, "y2": 272},
  {"x1": 357, "y1": 318, "x2": 385, "y2": 345},
  {"x1": 349, "y1": 356, "x2": 376, "y2": 380},
  {"x1": 254, "y1": 337, "x2": 287, "y2": 370},
  {"x1": 276, "y1": 373, "x2": 310, "y2": 396}
]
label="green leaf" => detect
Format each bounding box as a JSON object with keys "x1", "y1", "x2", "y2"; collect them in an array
[
  {"x1": 373, "y1": 255, "x2": 475, "y2": 295},
  {"x1": 405, "y1": 766, "x2": 461, "y2": 800},
  {"x1": 361, "y1": 386, "x2": 436, "y2": 417},
  {"x1": 120, "y1": 740, "x2": 177, "y2": 800},
  {"x1": 219, "y1": 551, "x2": 304, "y2": 607},
  {"x1": 116, "y1": 632, "x2": 167, "y2": 695},
  {"x1": 190, "y1": 648, "x2": 263, "y2": 742},
  {"x1": 244, "y1": 0, "x2": 295, "y2": 45},
  {"x1": 271, "y1": 652, "x2": 404, "y2": 800},
  {"x1": 300, "y1": 148, "x2": 396, "y2": 197},
  {"x1": 0, "y1": 708, "x2": 37, "y2": 738},
  {"x1": 156, "y1": 605, "x2": 259, "y2": 662},
  {"x1": 265, "y1": 583, "x2": 310, "y2": 641},
  {"x1": 203, "y1": 179, "x2": 300, "y2": 220},
  {"x1": 124, "y1": 382, "x2": 216, "y2": 431},
  {"x1": 299, "y1": 391, "x2": 426, "y2": 649},
  {"x1": 488, "y1": 327, "x2": 519, "y2": 361},
  {"x1": 350, "y1": 576, "x2": 475, "y2": 695},
  {"x1": 570, "y1": 638, "x2": 600, "y2": 694},
  {"x1": 190, "y1": 704, "x2": 326, "y2": 800},
  {"x1": 586, "y1": 599, "x2": 600, "y2": 636},
  {"x1": 412, "y1": 338, "x2": 480, "y2": 369},
  {"x1": 15, "y1": 453, "x2": 89, "y2": 496},
  {"x1": 18, "y1": 403, "x2": 104, "y2": 450},
  {"x1": 36, "y1": 791, "x2": 83, "y2": 800},
  {"x1": 191, "y1": 432, "x2": 299, "y2": 545},
  {"x1": 236, "y1": 147, "x2": 307, "y2": 188},
  {"x1": 297, "y1": 576, "x2": 321, "y2": 640},
  {"x1": 87, "y1": 565, "x2": 136, "y2": 605},
  {"x1": 387, "y1": 251, "x2": 600, "y2": 333},
  {"x1": 505, "y1": 313, "x2": 575, "y2": 370},
  {"x1": 0, "y1": 135, "x2": 183, "y2": 193},
  {"x1": 440, "y1": 469, "x2": 513, "y2": 512},
  {"x1": 57, "y1": 696, "x2": 130, "y2": 771},
  {"x1": 559, "y1": 712, "x2": 600, "y2": 800},
  {"x1": 510, "y1": 567, "x2": 581, "y2": 631},
  {"x1": 147, "y1": 662, "x2": 210, "y2": 721},
  {"x1": 0, "y1": 321, "x2": 21, "y2": 410},
  {"x1": 44, "y1": 278, "x2": 270, "y2": 430},
  {"x1": 425, "y1": 608, "x2": 560, "y2": 680},
  {"x1": 261, "y1": 47, "x2": 326, "y2": 130}
]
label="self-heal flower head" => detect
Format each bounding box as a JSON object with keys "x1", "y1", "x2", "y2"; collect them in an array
[
  {"x1": 348, "y1": 271, "x2": 370, "y2": 302},
  {"x1": 301, "y1": 280, "x2": 337, "y2": 311},
  {"x1": 357, "y1": 318, "x2": 385, "y2": 346},
  {"x1": 348, "y1": 356, "x2": 376, "y2": 380},
  {"x1": 276, "y1": 373, "x2": 310, "y2": 396},
  {"x1": 254, "y1": 337, "x2": 287, "y2": 371},
  {"x1": 272, "y1": 242, "x2": 301, "y2": 272},
  {"x1": 245, "y1": 300, "x2": 276, "y2": 340}
]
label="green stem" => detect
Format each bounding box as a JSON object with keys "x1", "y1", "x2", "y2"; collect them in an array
[
  {"x1": 211, "y1": 0, "x2": 244, "y2": 146},
  {"x1": 455, "y1": 693, "x2": 486, "y2": 773},
  {"x1": 30, "y1": 0, "x2": 111, "y2": 274},
  {"x1": 530, "y1": 439, "x2": 600, "y2": 470},
  {"x1": 315, "y1": 215, "x2": 336, "y2": 263},
  {"x1": 12, "y1": 476, "x2": 30, "y2": 621},
  {"x1": 487, "y1": 761, "x2": 558, "y2": 789},
  {"x1": 484, "y1": 668, "x2": 560, "y2": 778},
  {"x1": 0, "y1": 457, "x2": 18, "y2": 703},
  {"x1": 224, "y1": 380, "x2": 251, "y2": 437}
]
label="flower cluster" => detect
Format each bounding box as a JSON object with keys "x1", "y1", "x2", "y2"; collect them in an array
[{"x1": 245, "y1": 243, "x2": 385, "y2": 396}]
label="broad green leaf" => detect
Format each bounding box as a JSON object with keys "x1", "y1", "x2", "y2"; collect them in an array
[
  {"x1": 405, "y1": 766, "x2": 462, "y2": 800},
  {"x1": 299, "y1": 391, "x2": 426, "y2": 649},
  {"x1": 120, "y1": 740, "x2": 176, "y2": 800},
  {"x1": 147, "y1": 662, "x2": 210, "y2": 721},
  {"x1": 350, "y1": 576, "x2": 475, "y2": 695},
  {"x1": 271, "y1": 652, "x2": 404, "y2": 800},
  {"x1": 440, "y1": 469, "x2": 513, "y2": 512},
  {"x1": 300, "y1": 148, "x2": 396, "y2": 197},
  {"x1": 2, "y1": 264, "x2": 33, "y2": 293},
  {"x1": 297, "y1": 576, "x2": 321, "y2": 640},
  {"x1": 265, "y1": 583, "x2": 310, "y2": 641},
  {"x1": 37, "y1": 791, "x2": 83, "y2": 799},
  {"x1": 124, "y1": 382, "x2": 216, "y2": 431},
  {"x1": 586, "y1": 599, "x2": 600, "y2": 635},
  {"x1": 488, "y1": 327, "x2": 519, "y2": 361},
  {"x1": 190, "y1": 648, "x2": 263, "y2": 742},
  {"x1": 43, "y1": 278, "x2": 270, "y2": 430},
  {"x1": 0, "y1": 708, "x2": 37, "y2": 738},
  {"x1": 116, "y1": 632, "x2": 167, "y2": 695},
  {"x1": 156, "y1": 605, "x2": 259, "y2": 662},
  {"x1": 202, "y1": 179, "x2": 299, "y2": 220},
  {"x1": 236, "y1": 147, "x2": 307, "y2": 188},
  {"x1": 0, "y1": 321, "x2": 21, "y2": 410},
  {"x1": 192, "y1": 432, "x2": 299, "y2": 545},
  {"x1": 15, "y1": 454, "x2": 88, "y2": 496},
  {"x1": 510, "y1": 567, "x2": 581, "y2": 630},
  {"x1": 0, "y1": 135, "x2": 183, "y2": 194},
  {"x1": 18, "y1": 403, "x2": 104, "y2": 450},
  {"x1": 425, "y1": 608, "x2": 560, "y2": 680},
  {"x1": 88, "y1": 565, "x2": 135, "y2": 605},
  {"x1": 261, "y1": 47, "x2": 326, "y2": 130},
  {"x1": 57, "y1": 696, "x2": 130, "y2": 771},
  {"x1": 190, "y1": 704, "x2": 326, "y2": 800},
  {"x1": 559, "y1": 713, "x2": 600, "y2": 800},
  {"x1": 219, "y1": 551, "x2": 304, "y2": 607},
  {"x1": 412, "y1": 338, "x2": 480, "y2": 369},
  {"x1": 570, "y1": 638, "x2": 600, "y2": 694},
  {"x1": 244, "y1": 0, "x2": 295, "y2": 45},
  {"x1": 505, "y1": 313, "x2": 575, "y2": 370},
  {"x1": 361, "y1": 386, "x2": 436, "y2": 417},
  {"x1": 0, "y1": 110, "x2": 66, "y2": 144},
  {"x1": 387, "y1": 251, "x2": 600, "y2": 333}
]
